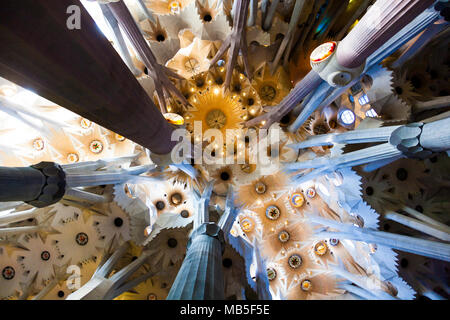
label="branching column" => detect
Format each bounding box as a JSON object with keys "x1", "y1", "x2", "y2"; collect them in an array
[{"x1": 336, "y1": 0, "x2": 436, "y2": 68}]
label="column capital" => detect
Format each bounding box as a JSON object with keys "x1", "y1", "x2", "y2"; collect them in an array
[
  {"x1": 390, "y1": 122, "x2": 434, "y2": 159},
  {"x1": 27, "y1": 162, "x2": 66, "y2": 208},
  {"x1": 188, "y1": 222, "x2": 225, "y2": 254}
]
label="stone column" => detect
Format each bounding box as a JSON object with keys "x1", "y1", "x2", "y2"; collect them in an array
[
  {"x1": 0, "y1": 0, "x2": 175, "y2": 155},
  {"x1": 336, "y1": 0, "x2": 435, "y2": 68},
  {"x1": 419, "y1": 117, "x2": 450, "y2": 152},
  {"x1": 0, "y1": 157, "x2": 150, "y2": 208},
  {"x1": 0, "y1": 162, "x2": 65, "y2": 207},
  {"x1": 167, "y1": 223, "x2": 226, "y2": 300}
]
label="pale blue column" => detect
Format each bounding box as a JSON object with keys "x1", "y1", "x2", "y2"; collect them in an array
[{"x1": 167, "y1": 223, "x2": 225, "y2": 300}]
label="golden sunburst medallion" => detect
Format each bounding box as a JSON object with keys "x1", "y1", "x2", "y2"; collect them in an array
[
  {"x1": 184, "y1": 84, "x2": 247, "y2": 138},
  {"x1": 252, "y1": 64, "x2": 292, "y2": 106}
]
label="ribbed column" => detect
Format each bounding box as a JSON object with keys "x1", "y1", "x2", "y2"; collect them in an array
[
  {"x1": 0, "y1": 0, "x2": 175, "y2": 155},
  {"x1": 106, "y1": 0, "x2": 189, "y2": 109},
  {"x1": 262, "y1": 0, "x2": 279, "y2": 31},
  {"x1": 0, "y1": 162, "x2": 66, "y2": 207},
  {"x1": 135, "y1": 0, "x2": 155, "y2": 23},
  {"x1": 420, "y1": 117, "x2": 450, "y2": 152},
  {"x1": 288, "y1": 82, "x2": 334, "y2": 132},
  {"x1": 107, "y1": 1, "x2": 160, "y2": 69},
  {"x1": 99, "y1": 4, "x2": 141, "y2": 76},
  {"x1": 167, "y1": 223, "x2": 225, "y2": 300},
  {"x1": 247, "y1": 0, "x2": 258, "y2": 26},
  {"x1": 337, "y1": 0, "x2": 435, "y2": 68},
  {"x1": 273, "y1": 70, "x2": 324, "y2": 120},
  {"x1": 245, "y1": 70, "x2": 323, "y2": 128}
]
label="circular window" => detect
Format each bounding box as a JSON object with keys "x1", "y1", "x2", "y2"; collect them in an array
[
  {"x1": 167, "y1": 238, "x2": 178, "y2": 248},
  {"x1": 67, "y1": 153, "x2": 79, "y2": 163},
  {"x1": 41, "y1": 251, "x2": 51, "y2": 261},
  {"x1": 265, "y1": 205, "x2": 281, "y2": 220},
  {"x1": 180, "y1": 210, "x2": 190, "y2": 218},
  {"x1": 2, "y1": 266, "x2": 15, "y2": 280},
  {"x1": 241, "y1": 217, "x2": 254, "y2": 233},
  {"x1": 280, "y1": 114, "x2": 290, "y2": 125},
  {"x1": 329, "y1": 238, "x2": 339, "y2": 246},
  {"x1": 290, "y1": 193, "x2": 305, "y2": 208},
  {"x1": 222, "y1": 258, "x2": 232, "y2": 268},
  {"x1": 89, "y1": 140, "x2": 103, "y2": 154},
  {"x1": 114, "y1": 217, "x2": 123, "y2": 227},
  {"x1": 155, "y1": 201, "x2": 166, "y2": 210},
  {"x1": 32, "y1": 138, "x2": 45, "y2": 151},
  {"x1": 365, "y1": 186, "x2": 374, "y2": 196},
  {"x1": 170, "y1": 193, "x2": 183, "y2": 206},
  {"x1": 288, "y1": 254, "x2": 302, "y2": 269},
  {"x1": 396, "y1": 168, "x2": 408, "y2": 181},
  {"x1": 306, "y1": 187, "x2": 316, "y2": 198},
  {"x1": 220, "y1": 171, "x2": 230, "y2": 181},
  {"x1": 254, "y1": 182, "x2": 267, "y2": 194},
  {"x1": 75, "y1": 232, "x2": 89, "y2": 246},
  {"x1": 156, "y1": 34, "x2": 165, "y2": 42},
  {"x1": 301, "y1": 279, "x2": 312, "y2": 291},
  {"x1": 278, "y1": 230, "x2": 290, "y2": 243},
  {"x1": 339, "y1": 109, "x2": 355, "y2": 125},
  {"x1": 314, "y1": 241, "x2": 328, "y2": 256},
  {"x1": 267, "y1": 267, "x2": 277, "y2": 281},
  {"x1": 203, "y1": 14, "x2": 212, "y2": 22},
  {"x1": 147, "y1": 293, "x2": 157, "y2": 300},
  {"x1": 80, "y1": 118, "x2": 92, "y2": 129}
]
